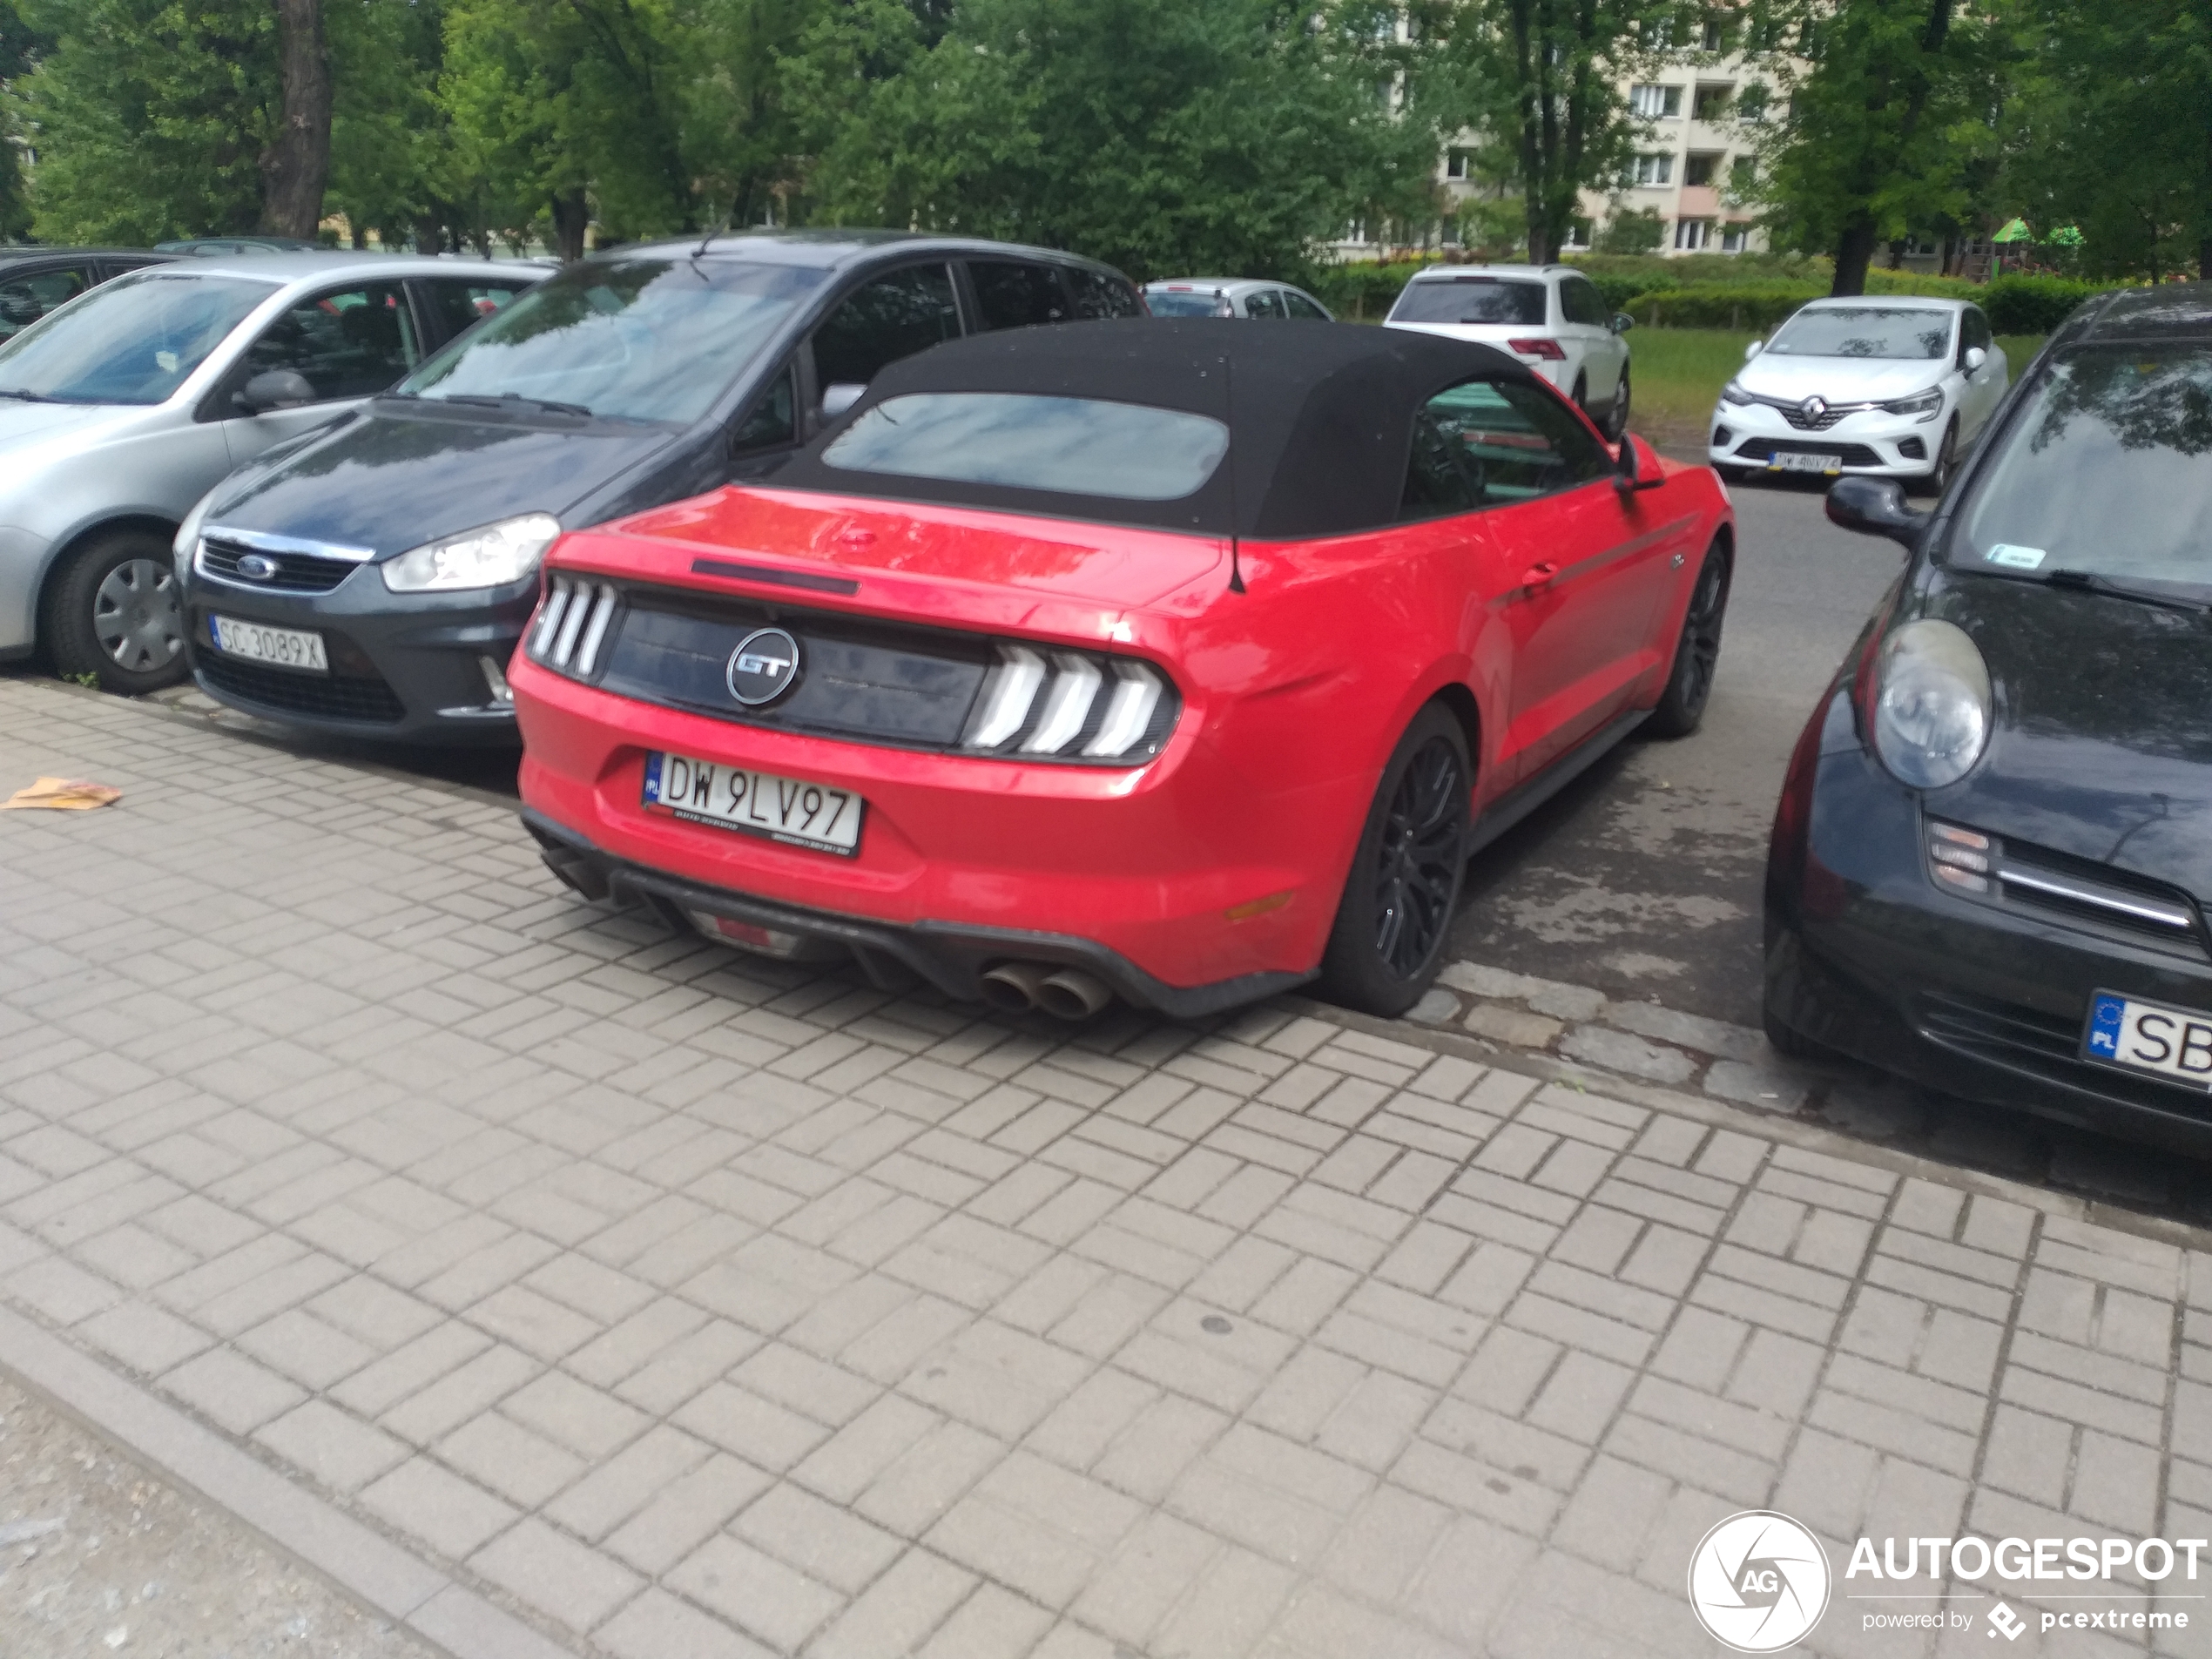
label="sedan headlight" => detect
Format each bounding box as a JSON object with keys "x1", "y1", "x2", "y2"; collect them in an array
[
  {"x1": 381, "y1": 513, "x2": 561, "y2": 593},
  {"x1": 1719, "y1": 381, "x2": 1753, "y2": 407},
  {"x1": 1872, "y1": 618, "x2": 1992, "y2": 789},
  {"x1": 1881, "y1": 386, "x2": 1945, "y2": 420}
]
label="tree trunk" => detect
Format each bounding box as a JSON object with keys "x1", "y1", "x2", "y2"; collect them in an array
[
  {"x1": 260, "y1": 0, "x2": 332, "y2": 239},
  {"x1": 2201, "y1": 235, "x2": 2211, "y2": 282},
  {"x1": 551, "y1": 191, "x2": 590, "y2": 262},
  {"x1": 1832, "y1": 219, "x2": 1878, "y2": 295},
  {"x1": 414, "y1": 213, "x2": 446, "y2": 254}
]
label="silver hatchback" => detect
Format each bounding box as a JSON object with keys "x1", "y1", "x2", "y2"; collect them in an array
[{"x1": 0, "y1": 253, "x2": 543, "y2": 691}]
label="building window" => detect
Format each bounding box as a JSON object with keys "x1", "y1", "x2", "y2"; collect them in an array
[
  {"x1": 1632, "y1": 153, "x2": 1676, "y2": 186},
  {"x1": 1729, "y1": 156, "x2": 1757, "y2": 194},
  {"x1": 1684, "y1": 153, "x2": 1719, "y2": 187},
  {"x1": 1693, "y1": 84, "x2": 1732, "y2": 123},
  {"x1": 1630, "y1": 83, "x2": 1683, "y2": 119},
  {"x1": 1446, "y1": 152, "x2": 1471, "y2": 180},
  {"x1": 1675, "y1": 218, "x2": 1712, "y2": 251},
  {"x1": 1561, "y1": 219, "x2": 1593, "y2": 251},
  {"x1": 1720, "y1": 225, "x2": 1750, "y2": 253},
  {"x1": 1702, "y1": 18, "x2": 1725, "y2": 50},
  {"x1": 1738, "y1": 82, "x2": 1770, "y2": 120}
]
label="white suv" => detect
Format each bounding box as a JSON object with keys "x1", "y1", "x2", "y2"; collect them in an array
[{"x1": 1384, "y1": 264, "x2": 1634, "y2": 438}]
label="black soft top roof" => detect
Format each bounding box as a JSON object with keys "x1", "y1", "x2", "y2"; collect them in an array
[{"x1": 769, "y1": 319, "x2": 1535, "y2": 539}]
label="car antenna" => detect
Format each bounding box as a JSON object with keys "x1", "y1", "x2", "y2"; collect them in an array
[
  {"x1": 1221, "y1": 350, "x2": 1245, "y2": 594},
  {"x1": 691, "y1": 206, "x2": 735, "y2": 260}
]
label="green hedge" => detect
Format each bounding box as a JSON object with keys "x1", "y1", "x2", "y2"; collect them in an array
[
  {"x1": 1620, "y1": 283, "x2": 1823, "y2": 331},
  {"x1": 1308, "y1": 258, "x2": 1440, "y2": 320},
  {"x1": 1980, "y1": 274, "x2": 2111, "y2": 334}
]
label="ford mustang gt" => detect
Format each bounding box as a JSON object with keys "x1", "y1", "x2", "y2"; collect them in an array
[{"x1": 511, "y1": 320, "x2": 1735, "y2": 1019}]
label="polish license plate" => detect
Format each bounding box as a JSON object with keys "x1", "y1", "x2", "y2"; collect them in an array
[
  {"x1": 642, "y1": 751, "x2": 863, "y2": 858},
  {"x1": 208, "y1": 614, "x2": 327, "y2": 673},
  {"x1": 1769, "y1": 451, "x2": 1842, "y2": 475},
  {"x1": 2081, "y1": 989, "x2": 2212, "y2": 1090}
]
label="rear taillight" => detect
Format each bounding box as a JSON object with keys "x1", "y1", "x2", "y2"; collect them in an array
[
  {"x1": 528, "y1": 572, "x2": 621, "y2": 680},
  {"x1": 1508, "y1": 337, "x2": 1567, "y2": 361},
  {"x1": 961, "y1": 644, "x2": 1174, "y2": 762}
]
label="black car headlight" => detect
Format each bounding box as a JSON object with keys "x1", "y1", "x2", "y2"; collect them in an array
[
  {"x1": 1881, "y1": 386, "x2": 1945, "y2": 421},
  {"x1": 1872, "y1": 618, "x2": 1992, "y2": 789},
  {"x1": 1719, "y1": 381, "x2": 1754, "y2": 408}
]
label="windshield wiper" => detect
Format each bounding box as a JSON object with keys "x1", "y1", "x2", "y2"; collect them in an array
[
  {"x1": 435, "y1": 391, "x2": 593, "y2": 418},
  {"x1": 0, "y1": 388, "x2": 57, "y2": 402},
  {"x1": 2044, "y1": 567, "x2": 2210, "y2": 616}
]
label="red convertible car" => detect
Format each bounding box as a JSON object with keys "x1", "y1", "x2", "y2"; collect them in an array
[{"x1": 513, "y1": 322, "x2": 1735, "y2": 1018}]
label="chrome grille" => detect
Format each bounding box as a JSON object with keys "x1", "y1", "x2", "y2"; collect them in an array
[
  {"x1": 1925, "y1": 819, "x2": 2206, "y2": 957},
  {"x1": 197, "y1": 535, "x2": 360, "y2": 594}
]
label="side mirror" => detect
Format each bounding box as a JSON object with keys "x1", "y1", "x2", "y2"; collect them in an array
[
  {"x1": 1615, "y1": 433, "x2": 1666, "y2": 494},
  {"x1": 1743, "y1": 340, "x2": 1764, "y2": 361},
  {"x1": 233, "y1": 368, "x2": 315, "y2": 415},
  {"x1": 1963, "y1": 345, "x2": 1987, "y2": 372},
  {"x1": 1825, "y1": 476, "x2": 1928, "y2": 550},
  {"x1": 1611, "y1": 312, "x2": 1635, "y2": 334},
  {"x1": 821, "y1": 382, "x2": 866, "y2": 419}
]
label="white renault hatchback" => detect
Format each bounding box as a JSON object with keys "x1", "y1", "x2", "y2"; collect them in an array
[
  {"x1": 0, "y1": 253, "x2": 542, "y2": 691},
  {"x1": 1709, "y1": 296, "x2": 2008, "y2": 494},
  {"x1": 1383, "y1": 263, "x2": 1635, "y2": 438}
]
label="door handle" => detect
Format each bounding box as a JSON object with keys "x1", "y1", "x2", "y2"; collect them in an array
[{"x1": 1521, "y1": 562, "x2": 1558, "y2": 588}]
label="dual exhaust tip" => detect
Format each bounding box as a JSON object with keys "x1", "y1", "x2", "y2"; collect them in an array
[{"x1": 979, "y1": 961, "x2": 1115, "y2": 1021}]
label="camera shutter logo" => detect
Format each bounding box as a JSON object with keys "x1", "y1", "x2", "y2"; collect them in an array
[
  {"x1": 727, "y1": 628, "x2": 801, "y2": 707},
  {"x1": 1687, "y1": 1511, "x2": 1831, "y2": 1652}
]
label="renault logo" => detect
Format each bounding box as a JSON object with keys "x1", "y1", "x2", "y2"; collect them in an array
[
  {"x1": 1800, "y1": 396, "x2": 1827, "y2": 421},
  {"x1": 235, "y1": 552, "x2": 280, "y2": 580},
  {"x1": 727, "y1": 627, "x2": 801, "y2": 706}
]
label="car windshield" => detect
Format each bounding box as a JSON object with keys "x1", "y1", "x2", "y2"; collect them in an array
[
  {"x1": 1391, "y1": 278, "x2": 1546, "y2": 327},
  {"x1": 399, "y1": 256, "x2": 828, "y2": 424},
  {"x1": 1145, "y1": 290, "x2": 1229, "y2": 317},
  {"x1": 1767, "y1": 307, "x2": 1952, "y2": 360},
  {"x1": 822, "y1": 393, "x2": 1230, "y2": 499},
  {"x1": 0, "y1": 271, "x2": 274, "y2": 404},
  {"x1": 1946, "y1": 343, "x2": 2212, "y2": 595}
]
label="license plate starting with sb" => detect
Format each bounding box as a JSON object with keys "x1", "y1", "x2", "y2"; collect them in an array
[
  {"x1": 2081, "y1": 988, "x2": 2212, "y2": 1089},
  {"x1": 642, "y1": 751, "x2": 863, "y2": 858}
]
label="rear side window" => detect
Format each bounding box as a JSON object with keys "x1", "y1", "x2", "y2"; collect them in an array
[
  {"x1": 1415, "y1": 377, "x2": 1609, "y2": 505},
  {"x1": 1069, "y1": 267, "x2": 1143, "y2": 319},
  {"x1": 241, "y1": 283, "x2": 421, "y2": 402},
  {"x1": 421, "y1": 280, "x2": 529, "y2": 343},
  {"x1": 813, "y1": 264, "x2": 961, "y2": 392},
  {"x1": 969, "y1": 261, "x2": 1069, "y2": 330},
  {"x1": 1391, "y1": 278, "x2": 1548, "y2": 327},
  {"x1": 0, "y1": 267, "x2": 89, "y2": 341},
  {"x1": 1245, "y1": 290, "x2": 1287, "y2": 320},
  {"x1": 1143, "y1": 288, "x2": 1226, "y2": 317},
  {"x1": 823, "y1": 393, "x2": 1228, "y2": 500},
  {"x1": 1561, "y1": 278, "x2": 1607, "y2": 326},
  {"x1": 1283, "y1": 291, "x2": 1330, "y2": 321}
]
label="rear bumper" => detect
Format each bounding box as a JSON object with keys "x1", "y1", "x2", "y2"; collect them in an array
[{"x1": 523, "y1": 809, "x2": 1312, "y2": 1017}]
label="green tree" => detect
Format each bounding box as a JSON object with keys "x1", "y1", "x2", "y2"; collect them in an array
[
  {"x1": 0, "y1": 0, "x2": 52, "y2": 239},
  {"x1": 2003, "y1": 0, "x2": 2212, "y2": 280},
  {"x1": 803, "y1": 0, "x2": 1436, "y2": 280},
  {"x1": 1754, "y1": 0, "x2": 2013, "y2": 296}
]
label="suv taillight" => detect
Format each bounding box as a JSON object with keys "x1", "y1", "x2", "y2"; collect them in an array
[{"x1": 1508, "y1": 337, "x2": 1567, "y2": 361}]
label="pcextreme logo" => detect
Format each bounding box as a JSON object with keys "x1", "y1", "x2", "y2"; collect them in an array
[{"x1": 1688, "y1": 1511, "x2": 1832, "y2": 1652}]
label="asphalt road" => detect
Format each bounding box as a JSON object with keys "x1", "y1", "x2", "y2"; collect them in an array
[{"x1": 1448, "y1": 472, "x2": 1905, "y2": 1028}]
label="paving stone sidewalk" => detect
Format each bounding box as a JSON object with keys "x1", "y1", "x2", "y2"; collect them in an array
[{"x1": 0, "y1": 677, "x2": 2208, "y2": 1659}]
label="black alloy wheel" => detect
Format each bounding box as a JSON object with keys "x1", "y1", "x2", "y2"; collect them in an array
[
  {"x1": 1908, "y1": 417, "x2": 1959, "y2": 499},
  {"x1": 1606, "y1": 370, "x2": 1632, "y2": 442},
  {"x1": 1572, "y1": 374, "x2": 1589, "y2": 415},
  {"x1": 1646, "y1": 537, "x2": 1731, "y2": 738},
  {"x1": 1318, "y1": 705, "x2": 1472, "y2": 1016}
]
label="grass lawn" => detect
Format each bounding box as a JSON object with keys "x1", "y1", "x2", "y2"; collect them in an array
[{"x1": 1628, "y1": 328, "x2": 2047, "y2": 451}]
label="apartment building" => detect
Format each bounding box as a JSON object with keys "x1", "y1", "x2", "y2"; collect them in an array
[{"x1": 1343, "y1": 22, "x2": 1791, "y2": 260}]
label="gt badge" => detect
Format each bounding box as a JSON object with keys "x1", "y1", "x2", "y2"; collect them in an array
[{"x1": 727, "y1": 627, "x2": 801, "y2": 706}]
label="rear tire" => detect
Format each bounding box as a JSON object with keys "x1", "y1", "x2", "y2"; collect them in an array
[
  {"x1": 1604, "y1": 370, "x2": 1631, "y2": 442},
  {"x1": 1571, "y1": 374, "x2": 1589, "y2": 415},
  {"x1": 44, "y1": 528, "x2": 189, "y2": 694},
  {"x1": 1645, "y1": 538, "x2": 1730, "y2": 738},
  {"x1": 1318, "y1": 705, "x2": 1471, "y2": 1018}
]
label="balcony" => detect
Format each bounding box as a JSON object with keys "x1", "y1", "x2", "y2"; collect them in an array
[{"x1": 1676, "y1": 185, "x2": 1720, "y2": 217}]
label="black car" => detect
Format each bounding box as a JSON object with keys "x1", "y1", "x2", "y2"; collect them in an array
[
  {"x1": 1764, "y1": 282, "x2": 2212, "y2": 1151},
  {"x1": 0, "y1": 247, "x2": 177, "y2": 342},
  {"x1": 179, "y1": 232, "x2": 1144, "y2": 744}
]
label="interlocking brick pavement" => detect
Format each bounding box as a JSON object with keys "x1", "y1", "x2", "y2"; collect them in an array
[{"x1": 2, "y1": 677, "x2": 2209, "y2": 1659}]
